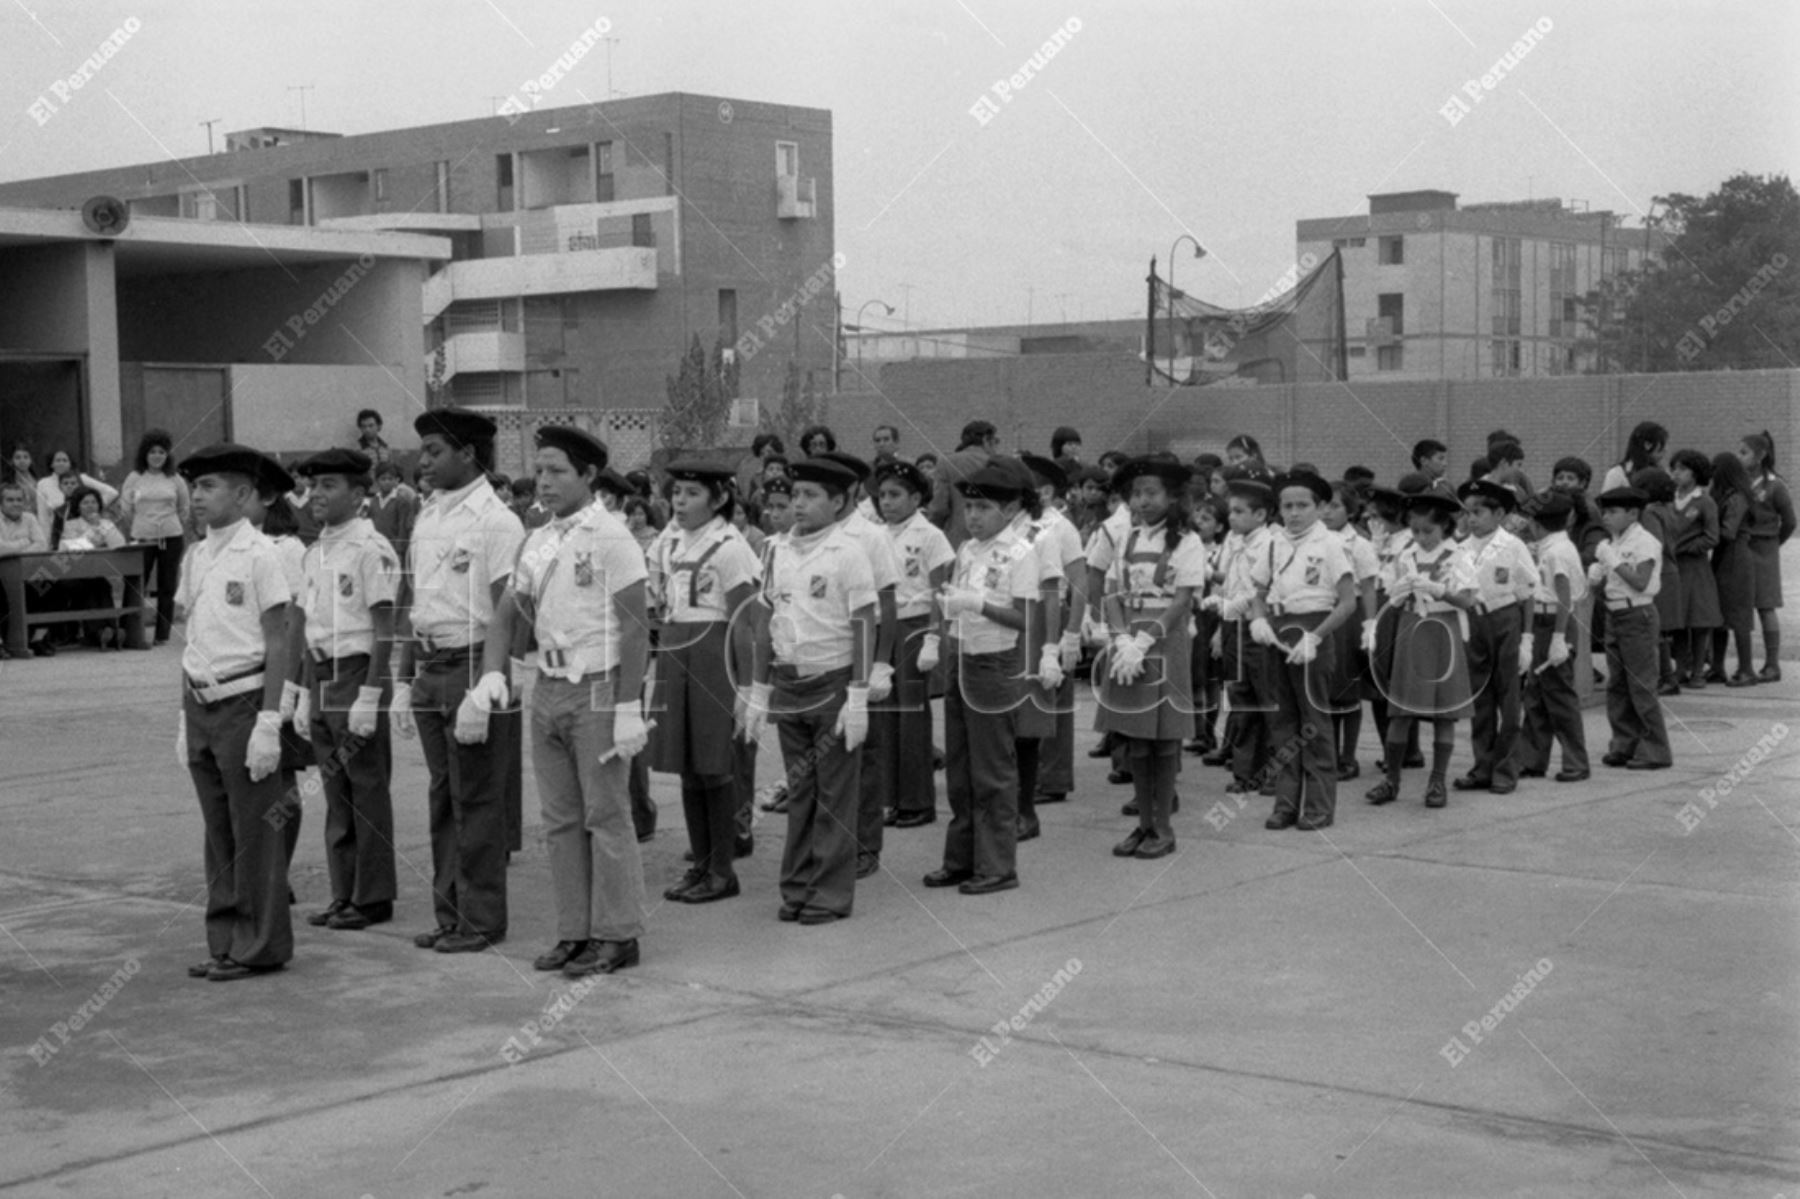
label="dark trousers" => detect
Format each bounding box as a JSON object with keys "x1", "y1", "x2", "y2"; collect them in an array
[
  {"x1": 1466, "y1": 607, "x2": 1524, "y2": 786},
  {"x1": 861, "y1": 616, "x2": 936, "y2": 852},
  {"x1": 681, "y1": 774, "x2": 738, "y2": 882},
  {"x1": 630, "y1": 754, "x2": 655, "y2": 839},
  {"x1": 412, "y1": 647, "x2": 509, "y2": 937},
  {"x1": 1038, "y1": 674, "x2": 1077, "y2": 795},
  {"x1": 774, "y1": 667, "x2": 859, "y2": 917},
  {"x1": 146, "y1": 534, "x2": 183, "y2": 642},
  {"x1": 1519, "y1": 615, "x2": 1589, "y2": 775},
  {"x1": 1605, "y1": 605, "x2": 1672, "y2": 767},
  {"x1": 1267, "y1": 613, "x2": 1338, "y2": 825},
  {"x1": 732, "y1": 735, "x2": 757, "y2": 841},
  {"x1": 1127, "y1": 738, "x2": 1179, "y2": 838},
  {"x1": 1224, "y1": 621, "x2": 1272, "y2": 782},
  {"x1": 306, "y1": 654, "x2": 397, "y2": 909},
  {"x1": 185, "y1": 691, "x2": 294, "y2": 967},
  {"x1": 941, "y1": 648, "x2": 1020, "y2": 880},
  {"x1": 497, "y1": 701, "x2": 524, "y2": 853}
]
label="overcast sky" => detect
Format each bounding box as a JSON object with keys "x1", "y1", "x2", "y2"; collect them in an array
[{"x1": 3, "y1": 0, "x2": 1795, "y2": 330}]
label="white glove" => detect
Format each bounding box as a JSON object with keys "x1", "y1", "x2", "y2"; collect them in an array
[
  {"x1": 349, "y1": 685, "x2": 383, "y2": 738},
  {"x1": 1222, "y1": 596, "x2": 1250, "y2": 621},
  {"x1": 1081, "y1": 612, "x2": 1108, "y2": 646},
  {"x1": 1200, "y1": 594, "x2": 1225, "y2": 614},
  {"x1": 453, "y1": 694, "x2": 489, "y2": 745},
  {"x1": 390, "y1": 682, "x2": 415, "y2": 740},
  {"x1": 1360, "y1": 621, "x2": 1379, "y2": 655},
  {"x1": 1595, "y1": 540, "x2": 1621, "y2": 570},
  {"x1": 916, "y1": 634, "x2": 941, "y2": 673},
  {"x1": 468, "y1": 670, "x2": 510, "y2": 713},
  {"x1": 835, "y1": 685, "x2": 870, "y2": 752},
  {"x1": 1387, "y1": 575, "x2": 1415, "y2": 602},
  {"x1": 1209, "y1": 627, "x2": 1222, "y2": 657},
  {"x1": 1517, "y1": 632, "x2": 1535, "y2": 675},
  {"x1": 1109, "y1": 630, "x2": 1155, "y2": 684},
  {"x1": 1286, "y1": 630, "x2": 1320, "y2": 666},
  {"x1": 1038, "y1": 644, "x2": 1065, "y2": 691},
  {"x1": 1059, "y1": 629, "x2": 1082, "y2": 674},
  {"x1": 609, "y1": 700, "x2": 650, "y2": 762},
  {"x1": 1413, "y1": 576, "x2": 1447, "y2": 600},
  {"x1": 1249, "y1": 617, "x2": 1277, "y2": 647},
  {"x1": 279, "y1": 679, "x2": 305, "y2": 723},
  {"x1": 867, "y1": 661, "x2": 895, "y2": 704},
  {"x1": 292, "y1": 683, "x2": 311, "y2": 736},
  {"x1": 176, "y1": 714, "x2": 188, "y2": 769},
  {"x1": 942, "y1": 586, "x2": 986, "y2": 618},
  {"x1": 1546, "y1": 632, "x2": 1571, "y2": 667},
  {"x1": 1587, "y1": 562, "x2": 1608, "y2": 587},
  {"x1": 246, "y1": 710, "x2": 282, "y2": 782},
  {"x1": 741, "y1": 681, "x2": 773, "y2": 743}
]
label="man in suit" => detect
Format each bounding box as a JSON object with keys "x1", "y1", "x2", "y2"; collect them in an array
[{"x1": 928, "y1": 420, "x2": 999, "y2": 549}]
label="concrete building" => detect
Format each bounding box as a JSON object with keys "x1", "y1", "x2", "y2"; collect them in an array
[
  {"x1": 1296, "y1": 189, "x2": 1667, "y2": 380},
  {"x1": 0, "y1": 204, "x2": 444, "y2": 475},
  {"x1": 0, "y1": 93, "x2": 836, "y2": 468}
]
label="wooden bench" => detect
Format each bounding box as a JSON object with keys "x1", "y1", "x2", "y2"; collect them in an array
[{"x1": 0, "y1": 546, "x2": 154, "y2": 655}]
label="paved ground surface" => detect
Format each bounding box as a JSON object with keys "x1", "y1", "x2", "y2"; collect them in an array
[{"x1": 1, "y1": 629, "x2": 1797, "y2": 1198}]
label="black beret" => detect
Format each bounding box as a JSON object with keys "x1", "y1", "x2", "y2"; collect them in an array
[
  {"x1": 1520, "y1": 490, "x2": 1572, "y2": 520},
  {"x1": 594, "y1": 468, "x2": 635, "y2": 500},
  {"x1": 1395, "y1": 471, "x2": 1435, "y2": 495},
  {"x1": 815, "y1": 449, "x2": 872, "y2": 482},
  {"x1": 414, "y1": 407, "x2": 497, "y2": 446},
  {"x1": 1272, "y1": 470, "x2": 1333, "y2": 504},
  {"x1": 1019, "y1": 453, "x2": 1067, "y2": 492},
  {"x1": 760, "y1": 475, "x2": 792, "y2": 497},
  {"x1": 790, "y1": 456, "x2": 861, "y2": 490},
  {"x1": 295, "y1": 447, "x2": 373, "y2": 479},
  {"x1": 665, "y1": 457, "x2": 736, "y2": 485},
  {"x1": 1407, "y1": 491, "x2": 1463, "y2": 517},
  {"x1": 1596, "y1": 486, "x2": 1648, "y2": 510},
  {"x1": 535, "y1": 424, "x2": 609, "y2": 472},
  {"x1": 1193, "y1": 452, "x2": 1224, "y2": 470},
  {"x1": 1457, "y1": 478, "x2": 1518, "y2": 513},
  {"x1": 179, "y1": 443, "x2": 294, "y2": 496},
  {"x1": 956, "y1": 460, "x2": 1031, "y2": 500},
  {"x1": 1366, "y1": 484, "x2": 1407, "y2": 508},
  {"x1": 1113, "y1": 456, "x2": 1192, "y2": 491},
  {"x1": 874, "y1": 458, "x2": 933, "y2": 500},
  {"x1": 1225, "y1": 477, "x2": 1274, "y2": 504}
]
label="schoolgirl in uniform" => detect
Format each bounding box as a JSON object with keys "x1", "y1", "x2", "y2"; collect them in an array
[
  {"x1": 1741, "y1": 431, "x2": 1794, "y2": 681},
  {"x1": 1255, "y1": 472, "x2": 1356, "y2": 830},
  {"x1": 1630, "y1": 468, "x2": 1683, "y2": 694},
  {"x1": 921, "y1": 461, "x2": 1038, "y2": 892},
  {"x1": 1096, "y1": 456, "x2": 1207, "y2": 858},
  {"x1": 648, "y1": 460, "x2": 761, "y2": 905},
  {"x1": 1360, "y1": 480, "x2": 1414, "y2": 772},
  {"x1": 1320, "y1": 481, "x2": 1379, "y2": 781},
  {"x1": 873, "y1": 459, "x2": 954, "y2": 830},
  {"x1": 1708, "y1": 452, "x2": 1757, "y2": 686},
  {"x1": 743, "y1": 457, "x2": 876, "y2": 923},
  {"x1": 1366, "y1": 491, "x2": 1475, "y2": 810},
  {"x1": 1666, "y1": 451, "x2": 1720, "y2": 687},
  {"x1": 1017, "y1": 454, "x2": 1086, "y2": 831}
]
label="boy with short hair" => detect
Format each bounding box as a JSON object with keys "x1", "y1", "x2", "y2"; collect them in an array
[
  {"x1": 1517, "y1": 491, "x2": 1589, "y2": 781},
  {"x1": 1591, "y1": 487, "x2": 1672, "y2": 770},
  {"x1": 1452, "y1": 479, "x2": 1539, "y2": 794}
]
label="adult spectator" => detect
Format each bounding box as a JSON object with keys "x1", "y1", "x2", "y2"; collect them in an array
[
  {"x1": 34, "y1": 448, "x2": 116, "y2": 528},
  {"x1": 356, "y1": 409, "x2": 393, "y2": 464},
  {"x1": 928, "y1": 419, "x2": 999, "y2": 547},
  {"x1": 872, "y1": 424, "x2": 900, "y2": 460},
  {"x1": 6, "y1": 444, "x2": 36, "y2": 492},
  {"x1": 0, "y1": 481, "x2": 48, "y2": 657},
  {"x1": 798, "y1": 425, "x2": 838, "y2": 457},
  {"x1": 1051, "y1": 426, "x2": 1083, "y2": 476},
  {"x1": 119, "y1": 429, "x2": 191, "y2": 644}
]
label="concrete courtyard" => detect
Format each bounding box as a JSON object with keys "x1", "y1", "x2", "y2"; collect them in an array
[{"x1": 1, "y1": 638, "x2": 1796, "y2": 1198}]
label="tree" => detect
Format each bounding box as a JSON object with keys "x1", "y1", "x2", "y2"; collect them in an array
[
  {"x1": 761, "y1": 359, "x2": 826, "y2": 449},
  {"x1": 660, "y1": 335, "x2": 739, "y2": 451},
  {"x1": 1577, "y1": 173, "x2": 1800, "y2": 373}
]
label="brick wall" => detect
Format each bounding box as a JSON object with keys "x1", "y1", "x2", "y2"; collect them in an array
[{"x1": 823, "y1": 352, "x2": 1799, "y2": 482}]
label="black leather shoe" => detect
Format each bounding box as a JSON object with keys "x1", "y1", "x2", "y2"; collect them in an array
[
  {"x1": 208, "y1": 958, "x2": 284, "y2": 982},
  {"x1": 1518, "y1": 768, "x2": 1546, "y2": 779},
  {"x1": 1034, "y1": 792, "x2": 1068, "y2": 805},
  {"x1": 1656, "y1": 681, "x2": 1681, "y2": 697},
  {"x1": 308, "y1": 900, "x2": 350, "y2": 927},
  {"x1": 1120, "y1": 799, "x2": 1140, "y2": 816},
  {"x1": 434, "y1": 931, "x2": 499, "y2": 954},
  {"x1": 777, "y1": 904, "x2": 802, "y2": 922},
  {"x1": 188, "y1": 955, "x2": 227, "y2": 978},
  {"x1": 1554, "y1": 769, "x2": 1590, "y2": 782},
  {"x1": 922, "y1": 867, "x2": 973, "y2": 888},
  {"x1": 1758, "y1": 663, "x2": 1782, "y2": 683},
  {"x1": 412, "y1": 925, "x2": 456, "y2": 949},
  {"x1": 1601, "y1": 752, "x2": 1630, "y2": 768},
  {"x1": 1225, "y1": 777, "x2": 1256, "y2": 794},
  {"x1": 1365, "y1": 779, "x2": 1398, "y2": 805},
  {"x1": 1424, "y1": 780, "x2": 1447, "y2": 808},
  {"x1": 663, "y1": 868, "x2": 706, "y2": 902},
  {"x1": 892, "y1": 810, "x2": 936, "y2": 828},
  {"x1": 1016, "y1": 816, "x2": 1041, "y2": 842},
  {"x1": 1727, "y1": 672, "x2": 1758, "y2": 687},
  {"x1": 882, "y1": 808, "x2": 901, "y2": 827},
  {"x1": 566, "y1": 939, "x2": 639, "y2": 974},
  {"x1": 1702, "y1": 669, "x2": 1728, "y2": 684},
  {"x1": 1133, "y1": 834, "x2": 1175, "y2": 859},
  {"x1": 1112, "y1": 828, "x2": 1149, "y2": 857},
  {"x1": 1296, "y1": 815, "x2": 1334, "y2": 831},
  {"x1": 681, "y1": 875, "x2": 741, "y2": 904},
  {"x1": 797, "y1": 908, "x2": 846, "y2": 925},
  {"x1": 734, "y1": 836, "x2": 754, "y2": 859},
  {"x1": 855, "y1": 855, "x2": 880, "y2": 879},
  {"x1": 1338, "y1": 760, "x2": 1360, "y2": 781},
  {"x1": 533, "y1": 940, "x2": 587, "y2": 971},
  {"x1": 327, "y1": 904, "x2": 387, "y2": 930},
  {"x1": 1487, "y1": 782, "x2": 1516, "y2": 796},
  {"x1": 1451, "y1": 774, "x2": 1491, "y2": 791},
  {"x1": 1200, "y1": 749, "x2": 1232, "y2": 767},
  {"x1": 1264, "y1": 811, "x2": 1297, "y2": 830},
  {"x1": 958, "y1": 874, "x2": 1019, "y2": 895},
  {"x1": 1087, "y1": 742, "x2": 1113, "y2": 758},
  {"x1": 1686, "y1": 675, "x2": 1707, "y2": 690},
  {"x1": 1626, "y1": 759, "x2": 1671, "y2": 771},
  {"x1": 1107, "y1": 770, "x2": 1133, "y2": 785}
]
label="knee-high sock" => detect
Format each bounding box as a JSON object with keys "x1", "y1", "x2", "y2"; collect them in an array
[{"x1": 1431, "y1": 720, "x2": 1455, "y2": 783}]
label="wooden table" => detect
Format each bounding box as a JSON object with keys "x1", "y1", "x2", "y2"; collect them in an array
[{"x1": 0, "y1": 545, "x2": 155, "y2": 655}]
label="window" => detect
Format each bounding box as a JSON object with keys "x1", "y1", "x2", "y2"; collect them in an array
[
  {"x1": 1548, "y1": 243, "x2": 1577, "y2": 337},
  {"x1": 1377, "y1": 345, "x2": 1403, "y2": 371},
  {"x1": 595, "y1": 141, "x2": 614, "y2": 203},
  {"x1": 1378, "y1": 235, "x2": 1404, "y2": 265},
  {"x1": 496, "y1": 153, "x2": 514, "y2": 210},
  {"x1": 631, "y1": 212, "x2": 654, "y2": 247},
  {"x1": 1490, "y1": 237, "x2": 1521, "y2": 336},
  {"x1": 288, "y1": 178, "x2": 306, "y2": 225},
  {"x1": 1347, "y1": 345, "x2": 1367, "y2": 357},
  {"x1": 1332, "y1": 236, "x2": 1367, "y2": 249},
  {"x1": 776, "y1": 141, "x2": 799, "y2": 179},
  {"x1": 1490, "y1": 339, "x2": 1522, "y2": 377},
  {"x1": 718, "y1": 289, "x2": 738, "y2": 346},
  {"x1": 1377, "y1": 292, "x2": 1404, "y2": 336},
  {"x1": 374, "y1": 168, "x2": 388, "y2": 202}
]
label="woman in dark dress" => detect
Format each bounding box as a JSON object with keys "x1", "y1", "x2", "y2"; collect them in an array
[
  {"x1": 1666, "y1": 450, "x2": 1720, "y2": 687},
  {"x1": 1708, "y1": 452, "x2": 1757, "y2": 686},
  {"x1": 1740, "y1": 431, "x2": 1794, "y2": 682}
]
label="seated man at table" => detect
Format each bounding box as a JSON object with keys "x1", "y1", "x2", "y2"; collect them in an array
[{"x1": 0, "y1": 481, "x2": 49, "y2": 657}]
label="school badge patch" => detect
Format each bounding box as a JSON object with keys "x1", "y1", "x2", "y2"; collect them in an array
[
  {"x1": 985, "y1": 566, "x2": 1002, "y2": 590},
  {"x1": 225, "y1": 580, "x2": 245, "y2": 607},
  {"x1": 574, "y1": 552, "x2": 595, "y2": 587},
  {"x1": 1304, "y1": 560, "x2": 1321, "y2": 586},
  {"x1": 338, "y1": 573, "x2": 354, "y2": 598},
  {"x1": 809, "y1": 574, "x2": 827, "y2": 599},
  {"x1": 1494, "y1": 566, "x2": 1510, "y2": 585},
  {"x1": 449, "y1": 547, "x2": 472, "y2": 574}
]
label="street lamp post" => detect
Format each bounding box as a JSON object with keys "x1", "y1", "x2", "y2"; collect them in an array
[
  {"x1": 1168, "y1": 233, "x2": 1206, "y2": 384},
  {"x1": 853, "y1": 299, "x2": 896, "y2": 375}
]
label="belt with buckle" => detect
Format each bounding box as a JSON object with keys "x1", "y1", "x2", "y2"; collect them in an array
[
  {"x1": 415, "y1": 633, "x2": 474, "y2": 657},
  {"x1": 1606, "y1": 597, "x2": 1653, "y2": 612},
  {"x1": 185, "y1": 669, "x2": 265, "y2": 706},
  {"x1": 1476, "y1": 599, "x2": 1517, "y2": 617},
  {"x1": 309, "y1": 647, "x2": 371, "y2": 665}
]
